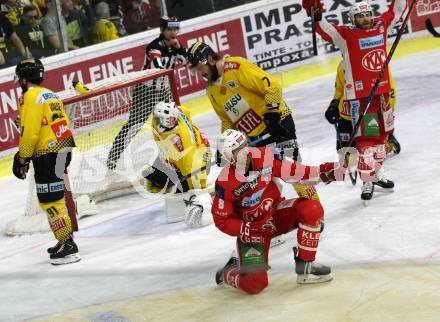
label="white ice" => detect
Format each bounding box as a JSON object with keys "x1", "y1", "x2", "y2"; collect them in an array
[{"x1": 0, "y1": 49, "x2": 439, "y2": 321}]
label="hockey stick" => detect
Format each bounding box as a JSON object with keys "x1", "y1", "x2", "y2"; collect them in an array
[
  {"x1": 345, "y1": 0, "x2": 418, "y2": 151},
  {"x1": 334, "y1": 123, "x2": 357, "y2": 185},
  {"x1": 311, "y1": 3, "x2": 318, "y2": 56},
  {"x1": 425, "y1": 18, "x2": 440, "y2": 38}
]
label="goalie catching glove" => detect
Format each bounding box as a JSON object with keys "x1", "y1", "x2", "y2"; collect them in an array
[
  {"x1": 240, "y1": 217, "x2": 277, "y2": 244},
  {"x1": 12, "y1": 152, "x2": 30, "y2": 180}
]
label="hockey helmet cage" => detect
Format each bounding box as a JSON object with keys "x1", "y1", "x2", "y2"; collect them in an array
[
  {"x1": 15, "y1": 58, "x2": 44, "y2": 84},
  {"x1": 154, "y1": 101, "x2": 179, "y2": 129},
  {"x1": 349, "y1": 1, "x2": 373, "y2": 24}
]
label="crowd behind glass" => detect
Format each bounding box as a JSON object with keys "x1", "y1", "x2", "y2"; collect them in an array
[{"x1": 0, "y1": 0, "x2": 257, "y2": 69}]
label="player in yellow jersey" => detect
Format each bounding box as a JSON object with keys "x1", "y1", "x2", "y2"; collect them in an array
[
  {"x1": 142, "y1": 101, "x2": 213, "y2": 228},
  {"x1": 13, "y1": 58, "x2": 80, "y2": 265},
  {"x1": 325, "y1": 61, "x2": 401, "y2": 155},
  {"x1": 187, "y1": 42, "x2": 320, "y2": 202}
]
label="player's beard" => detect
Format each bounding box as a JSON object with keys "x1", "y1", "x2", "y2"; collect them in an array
[{"x1": 209, "y1": 63, "x2": 219, "y2": 82}]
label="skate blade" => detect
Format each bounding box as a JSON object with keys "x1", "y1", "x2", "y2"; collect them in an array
[
  {"x1": 374, "y1": 186, "x2": 394, "y2": 193},
  {"x1": 362, "y1": 200, "x2": 369, "y2": 207},
  {"x1": 296, "y1": 274, "x2": 333, "y2": 284},
  {"x1": 270, "y1": 237, "x2": 285, "y2": 248},
  {"x1": 51, "y1": 253, "x2": 82, "y2": 265}
]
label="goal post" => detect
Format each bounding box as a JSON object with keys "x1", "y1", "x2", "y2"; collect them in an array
[{"x1": 5, "y1": 68, "x2": 181, "y2": 236}]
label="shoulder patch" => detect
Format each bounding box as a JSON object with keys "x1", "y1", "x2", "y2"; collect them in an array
[{"x1": 224, "y1": 61, "x2": 240, "y2": 72}]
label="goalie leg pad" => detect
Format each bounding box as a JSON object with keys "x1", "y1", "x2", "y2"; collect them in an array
[{"x1": 40, "y1": 199, "x2": 73, "y2": 243}]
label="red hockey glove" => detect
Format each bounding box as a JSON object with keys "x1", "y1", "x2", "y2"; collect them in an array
[
  {"x1": 319, "y1": 162, "x2": 346, "y2": 184},
  {"x1": 240, "y1": 218, "x2": 277, "y2": 244},
  {"x1": 302, "y1": 0, "x2": 324, "y2": 17}
]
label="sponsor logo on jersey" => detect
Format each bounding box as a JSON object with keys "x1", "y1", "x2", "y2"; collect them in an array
[
  {"x1": 37, "y1": 91, "x2": 59, "y2": 104},
  {"x1": 42, "y1": 116, "x2": 48, "y2": 125},
  {"x1": 245, "y1": 247, "x2": 262, "y2": 257},
  {"x1": 364, "y1": 114, "x2": 380, "y2": 136},
  {"x1": 51, "y1": 120, "x2": 72, "y2": 141},
  {"x1": 233, "y1": 166, "x2": 272, "y2": 196},
  {"x1": 47, "y1": 140, "x2": 55, "y2": 148},
  {"x1": 226, "y1": 80, "x2": 238, "y2": 90},
  {"x1": 224, "y1": 94, "x2": 242, "y2": 116},
  {"x1": 215, "y1": 184, "x2": 225, "y2": 199},
  {"x1": 350, "y1": 100, "x2": 360, "y2": 126},
  {"x1": 49, "y1": 102, "x2": 62, "y2": 112},
  {"x1": 359, "y1": 35, "x2": 384, "y2": 49},
  {"x1": 355, "y1": 80, "x2": 364, "y2": 91},
  {"x1": 339, "y1": 132, "x2": 351, "y2": 142},
  {"x1": 242, "y1": 197, "x2": 274, "y2": 221},
  {"x1": 36, "y1": 183, "x2": 49, "y2": 194},
  {"x1": 224, "y1": 61, "x2": 240, "y2": 72},
  {"x1": 220, "y1": 86, "x2": 227, "y2": 95},
  {"x1": 49, "y1": 181, "x2": 64, "y2": 192},
  {"x1": 242, "y1": 188, "x2": 265, "y2": 207},
  {"x1": 362, "y1": 49, "x2": 386, "y2": 72},
  {"x1": 235, "y1": 109, "x2": 262, "y2": 135},
  {"x1": 171, "y1": 134, "x2": 184, "y2": 152}
]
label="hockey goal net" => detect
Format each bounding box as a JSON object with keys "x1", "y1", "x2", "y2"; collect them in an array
[{"x1": 6, "y1": 68, "x2": 180, "y2": 235}]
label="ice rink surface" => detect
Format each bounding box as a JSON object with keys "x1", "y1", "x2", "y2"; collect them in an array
[{"x1": 0, "y1": 49, "x2": 439, "y2": 321}]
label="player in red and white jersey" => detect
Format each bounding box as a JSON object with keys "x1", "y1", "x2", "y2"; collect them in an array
[
  {"x1": 212, "y1": 130, "x2": 346, "y2": 293},
  {"x1": 302, "y1": 0, "x2": 407, "y2": 201}
]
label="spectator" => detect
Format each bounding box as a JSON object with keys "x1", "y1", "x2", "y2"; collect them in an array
[
  {"x1": 0, "y1": 0, "x2": 45, "y2": 26},
  {"x1": 122, "y1": 0, "x2": 161, "y2": 34},
  {"x1": 60, "y1": 0, "x2": 95, "y2": 47},
  {"x1": 15, "y1": 5, "x2": 53, "y2": 58},
  {"x1": 41, "y1": 0, "x2": 79, "y2": 52},
  {"x1": 0, "y1": 13, "x2": 28, "y2": 67},
  {"x1": 91, "y1": 2, "x2": 118, "y2": 44}
]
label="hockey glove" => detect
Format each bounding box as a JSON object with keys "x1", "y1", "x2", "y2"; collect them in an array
[
  {"x1": 263, "y1": 112, "x2": 291, "y2": 143},
  {"x1": 302, "y1": 0, "x2": 324, "y2": 17},
  {"x1": 12, "y1": 152, "x2": 30, "y2": 180},
  {"x1": 319, "y1": 162, "x2": 346, "y2": 184},
  {"x1": 240, "y1": 218, "x2": 277, "y2": 244},
  {"x1": 325, "y1": 99, "x2": 340, "y2": 124}
]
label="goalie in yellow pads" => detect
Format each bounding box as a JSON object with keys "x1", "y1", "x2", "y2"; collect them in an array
[
  {"x1": 12, "y1": 58, "x2": 80, "y2": 265},
  {"x1": 143, "y1": 101, "x2": 213, "y2": 228}
]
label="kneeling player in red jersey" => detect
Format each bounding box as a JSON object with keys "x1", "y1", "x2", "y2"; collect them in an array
[{"x1": 211, "y1": 130, "x2": 346, "y2": 294}]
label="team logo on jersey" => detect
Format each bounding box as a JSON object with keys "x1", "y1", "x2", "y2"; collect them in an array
[
  {"x1": 226, "y1": 80, "x2": 238, "y2": 90},
  {"x1": 224, "y1": 93, "x2": 242, "y2": 116},
  {"x1": 224, "y1": 61, "x2": 240, "y2": 72},
  {"x1": 242, "y1": 189, "x2": 265, "y2": 207},
  {"x1": 235, "y1": 109, "x2": 262, "y2": 135},
  {"x1": 362, "y1": 49, "x2": 386, "y2": 72},
  {"x1": 51, "y1": 120, "x2": 72, "y2": 141},
  {"x1": 242, "y1": 197, "x2": 274, "y2": 221},
  {"x1": 359, "y1": 35, "x2": 384, "y2": 50}
]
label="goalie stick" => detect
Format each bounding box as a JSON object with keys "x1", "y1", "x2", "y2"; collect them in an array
[{"x1": 425, "y1": 18, "x2": 440, "y2": 38}]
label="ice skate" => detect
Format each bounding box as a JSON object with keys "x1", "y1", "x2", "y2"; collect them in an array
[
  {"x1": 293, "y1": 247, "x2": 332, "y2": 284},
  {"x1": 373, "y1": 168, "x2": 394, "y2": 192},
  {"x1": 50, "y1": 238, "x2": 81, "y2": 265},
  {"x1": 215, "y1": 256, "x2": 239, "y2": 285}
]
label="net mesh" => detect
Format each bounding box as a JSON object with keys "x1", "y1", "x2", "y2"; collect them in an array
[{"x1": 13, "y1": 69, "x2": 178, "y2": 233}]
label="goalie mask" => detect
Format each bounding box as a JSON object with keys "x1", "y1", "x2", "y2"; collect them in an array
[
  {"x1": 348, "y1": 1, "x2": 373, "y2": 24},
  {"x1": 154, "y1": 101, "x2": 179, "y2": 130}
]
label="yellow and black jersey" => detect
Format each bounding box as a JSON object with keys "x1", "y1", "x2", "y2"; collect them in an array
[
  {"x1": 152, "y1": 105, "x2": 210, "y2": 189},
  {"x1": 334, "y1": 61, "x2": 396, "y2": 121},
  {"x1": 207, "y1": 56, "x2": 291, "y2": 137},
  {"x1": 18, "y1": 86, "x2": 75, "y2": 158},
  {"x1": 91, "y1": 19, "x2": 119, "y2": 44}
]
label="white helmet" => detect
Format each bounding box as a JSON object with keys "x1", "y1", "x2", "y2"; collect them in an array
[
  {"x1": 217, "y1": 129, "x2": 247, "y2": 163},
  {"x1": 349, "y1": 1, "x2": 373, "y2": 24},
  {"x1": 154, "y1": 101, "x2": 179, "y2": 129}
]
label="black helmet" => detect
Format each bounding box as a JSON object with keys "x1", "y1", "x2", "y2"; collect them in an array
[
  {"x1": 15, "y1": 58, "x2": 44, "y2": 84},
  {"x1": 187, "y1": 42, "x2": 217, "y2": 66},
  {"x1": 159, "y1": 16, "x2": 180, "y2": 29}
]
